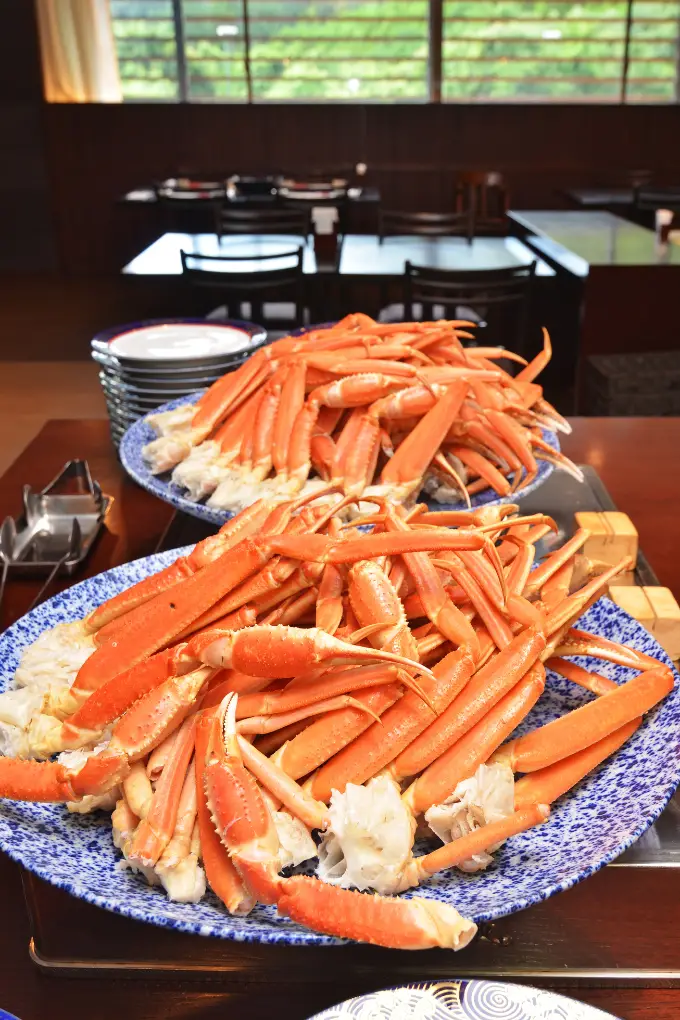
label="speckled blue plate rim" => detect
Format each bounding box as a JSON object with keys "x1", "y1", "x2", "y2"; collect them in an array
[
  {"x1": 119, "y1": 391, "x2": 558, "y2": 526},
  {"x1": 0, "y1": 547, "x2": 679, "y2": 947}
]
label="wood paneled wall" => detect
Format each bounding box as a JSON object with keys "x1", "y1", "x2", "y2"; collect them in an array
[{"x1": 44, "y1": 102, "x2": 680, "y2": 273}]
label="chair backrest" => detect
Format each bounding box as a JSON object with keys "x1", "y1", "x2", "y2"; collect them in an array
[
  {"x1": 455, "y1": 171, "x2": 509, "y2": 228},
  {"x1": 403, "y1": 260, "x2": 536, "y2": 356},
  {"x1": 180, "y1": 247, "x2": 304, "y2": 290},
  {"x1": 214, "y1": 203, "x2": 311, "y2": 239},
  {"x1": 378, "y1": 208, "x2": 474, "y2": 244},
  {"x1": 635, "y1": 185, "x2": 680, "y2": 211}
]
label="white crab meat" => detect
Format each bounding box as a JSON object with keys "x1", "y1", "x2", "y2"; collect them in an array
[
  {"x1": 425, "y1": 763, "x2": 515, "y2": 873},
  {"x1": 157, "y1": 854, "x2": 207, "y2": 903},
  {"x1": 13, "y1": 621, "x2": 95, "y2": 693},
  {"x1": 142, "y1": 433, "x2": 196, "y2": 475},
  {"x1": 273, "y1": 810, "x2": 317, "y2": 870},
  {"x1": 67, "y1": 788, "x2": 120, "y2": 815},
  {"x1": 146, "y1": 405, "x2": 195, "y2": 437},
  {"x1": 317, "y1": 774, "x2": 414, "y2": 895},
  {"x1": 170, "y1": 440, "x2": 225, "y2": 500}
]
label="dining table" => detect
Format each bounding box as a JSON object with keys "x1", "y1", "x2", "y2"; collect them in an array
[
  {"x1": 0, "y1": 416, "x2": 679, "y2": 1020},
  {"x1": 508, "y1": 210, "x2": 680, "y2": 406}
]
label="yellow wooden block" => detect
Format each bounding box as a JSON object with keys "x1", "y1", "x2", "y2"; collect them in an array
[
  {"x1": 643, "y1": 586, "x2": 680, "y2": 662},
  {"x1": 609, "y1": 586, "x2": 655, "y2": 627},
  {"x1": 574, "y1": 511, "x2": 638, "y2": 569}
]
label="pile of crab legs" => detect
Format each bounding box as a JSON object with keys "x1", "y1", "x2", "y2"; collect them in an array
[
  {"x1": 142, "y1": 314, "x2": 579, "y2": 512},
  {"x1": 0, "y1": 489, "x2": 673, "y2": 951}
]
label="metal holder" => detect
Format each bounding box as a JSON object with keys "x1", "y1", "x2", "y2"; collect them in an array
[{"x1": 0, "y1": 460, "x2": 112, "y2": 613}]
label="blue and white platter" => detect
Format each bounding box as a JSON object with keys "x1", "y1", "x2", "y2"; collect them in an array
[
  {"x1": 119, "y1": 392, "x2": 559, "y2": 526},
  {"x1": 309, "y1": 980, "x2": 619, "y2": 1019},
  {"x1": 0, "y1": 549, "x2": 678, "y2": 944}
]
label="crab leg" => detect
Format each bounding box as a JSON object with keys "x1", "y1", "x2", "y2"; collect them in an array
[
  {"x1": 523, "y1": 529, "x2": 590, "y2": 597},
  {"x1": 545, "y1": 657, "x2": 617, "y2": 697},
  {"x1": 378, "y1": 380, "x2": 468, "y2": 501},
  {"x1": 236, "y1": 732, "x2": 327, "y2": 831},
  {"x1": 398, "y1": 804, "x2": 550, "y2": 891},
  {"x1": 555, "y1": 628, "x2": 663, "y2": 671},
  {"x1": 276, "y1": 877, "x2": 477, "y2": 950},
  {"x1": 513, "y1": 718, "x2": 641, "y2": 809},
  {"x1": 491, "y1": 665, "x2": 673, "y2": 773},
  {"x1": 194, "y1": 711, "x2": 254, "y2": 915},
  {"x1": 515, "y1": 327, "x2": 552, "y2": 384},
  {"x1": 309, "y1": 646, "x2": 475, "y2": 802},
  {"x1": 403, "y1": 664, "x2": 545, "y2": 816},
  {"x1": 389, "y1": 625, "x2": 546, "y2": 782},
  {"x1": 234, "y1": 663, "x2": 401, "y2": 717}
]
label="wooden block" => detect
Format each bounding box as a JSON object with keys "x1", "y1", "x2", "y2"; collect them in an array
[
  {"x1": 574, "y1": 511, "x2": 638, "y2": 569},
  {"x1": 574, "y1": 511, "x2": 610, "y2": 563},
  {"x1": 609, "y1": 586, "x2": 655, "y2": 628},
  {"x1": 644, "y1": 586, "x2": 680, "y2": 662},
  {"x1": 609, "y1": 585, "x2": 680, "y2": 661}
]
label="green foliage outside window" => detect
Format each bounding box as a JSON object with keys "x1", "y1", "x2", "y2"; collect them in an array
[{"x1": 110, "y1": 0, "x2": 680, "y2": 103}]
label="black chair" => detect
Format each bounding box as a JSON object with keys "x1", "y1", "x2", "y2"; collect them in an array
[
  {"x1": 403, "y1": 260, "x2": 536, "y2": 357},
  {"x1": 214, "y1": 204, "x2": 311, "y2": 240},
  {"x1": 454, "y1": 171, "x2": 509, "y2": 235},
  {"x1": 180, "y1": 247, "x2": 306, "y2": 329},
  {"x1": 378, "y1": 209, "x2": 474, "y2": 245}
]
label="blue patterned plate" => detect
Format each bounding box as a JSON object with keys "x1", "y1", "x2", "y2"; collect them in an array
[
  {"x1": 0, "y1": 550, "x2": 678, "y2": 945},
  {"x1": 119, "y1": 392, "x2": 558, "y2": 526},
  {"x1": 309, "y1": 980, "x2": 619, "y2": 1019}
]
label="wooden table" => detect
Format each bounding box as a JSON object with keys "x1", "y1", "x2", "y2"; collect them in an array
[{"x1": 1, "y1": 418, "x2": 680, "y2": 1020}]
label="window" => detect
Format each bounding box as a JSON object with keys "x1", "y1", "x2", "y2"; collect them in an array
[
  {"x1": 442, "y1": 1, "x2": 680, "y2": 103},
  {"x1": 110, "y1": 0, "x2": 680, "y2": 103}
]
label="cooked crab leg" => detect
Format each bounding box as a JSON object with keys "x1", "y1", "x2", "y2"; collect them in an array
[
  {"x1": 554, "y1": 628, "x2": 663, "y2": 671},
  {"x1": 389, "y1": 625, "x2": 546, "y2": 782},
  {"x1": 513, "y1": 718, "x2": 641, "y2": 809},
  {"x1": 491, "y1": 665, "x2": 673, "y2": 773},
  {"x1": 545, "y1": 657, "x2": 617, "y2": 697},
  {"x1": 403, "y1": 664, "x2": 545, "y2": 816},
  {"x1": 194, "y1": 710, "x2": 254, "y2": 915},
  {"x1": 309, "y1": 646, "x2": 476, "y2": 802}
]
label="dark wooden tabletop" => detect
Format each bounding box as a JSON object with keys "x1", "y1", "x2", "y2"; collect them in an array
[{"x1": 1, "y1": 417, "x2": 679, "y2": 1019}]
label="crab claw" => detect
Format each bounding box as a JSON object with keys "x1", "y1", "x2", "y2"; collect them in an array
[{"x1": 203, "y1": 694, "x2": 282, "y2": 905}]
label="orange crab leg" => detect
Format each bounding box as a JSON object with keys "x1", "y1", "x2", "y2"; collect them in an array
[
  {"x1": 194, "y1": 711, "x2": 254, "y2": 915},
  {"x1": 235, "y1": 663, "x2": 400, "y2": 718},
  {"x1": 402, "y1": 804, "x2": 550, "y2": 890},
  {"x1": 390, "y1": 625, "x2": 546, "y2": 782},
  {"x1": 276, "y1": 876, "x2": 477, "y2": 950},
  {"x1": 446, "y1": 445, "x2": 511, "y2": 497},
  {"x1": 380, "y1": 380, "x2": 467, "y2": 498},
  {"x1": 0, "y1": 752, "x2": 128, "y2": 802},
  {"x1": 513, "y1": 718, "x2": 641, "y2": 810},
  {"x1": 203, "y1": 695, "x2": 282, "y2": 905},
  {"x1": 491, "y1": 665, "x2": 673, "y2": 773},
  {"x1": 403, "y1": 664, "x2": 545, "y2": 816},
  {"x1": 514, "y1": 327, "x2": 552, "y2": 384},
  {"x1": 555, "y1": 628, "x2": 663, "y2": 672},
  {"x1": 310, "y1": 646, "x2": 476, "y2": 802},
  {"x1": 237, "y1": 734, "x2": 327, "y2": 831},
  {"x1": 128, "y1": 713, "x2": 197, "y2": 867},
  {"x1": 523, "y1": 529, "x2": 591, "y2": 597},
  {"x1": 545, "y1": 657, "x2": 617, "y2": 697}
]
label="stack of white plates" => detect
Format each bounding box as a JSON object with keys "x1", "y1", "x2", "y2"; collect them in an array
[{"x1": 91, "y1": 318, "x2": 267, "y2": 448}]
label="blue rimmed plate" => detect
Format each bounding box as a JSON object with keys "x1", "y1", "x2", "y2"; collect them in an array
[
  {"x1": 120, "y1": 392, "x2": 558, "y2": 526},
  {"x1": 309, "y1": 980, "x2": 619, "y2": 1019},
  {"x1": 0, "y1": 549, "x2": 678, "y2": 945}
]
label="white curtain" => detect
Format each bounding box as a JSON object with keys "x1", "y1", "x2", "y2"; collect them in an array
[{"x1": 35, "y1": 0, "x2": 122, "y2": 103}]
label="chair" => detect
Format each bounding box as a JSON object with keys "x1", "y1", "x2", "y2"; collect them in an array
[
  {"x1": 378, "y1": 209, "x2": 474, "y2": 245},
  {"x1": 455, "y1": 171, "x2": 509, "y2": 235},
  {"x1": 403, "y1": 261, "x2": 536, "y2": 357},
  {"x1": 180, "y1": 247, "x2": 306, "y2": 329},
  {"x1": 214, "y1": 204, "x2": 311, "y2": 240}
]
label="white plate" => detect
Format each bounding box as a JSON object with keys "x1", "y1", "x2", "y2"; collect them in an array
[{"x1": 108, "y1": 324, "x2": 263, "y2": 362}]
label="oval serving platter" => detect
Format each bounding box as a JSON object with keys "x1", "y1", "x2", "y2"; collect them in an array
[
  {"x1": 0, "y1": 549, "x2": 678, "y2": 945},
  {"x1": 120, "y1": 392, "x2": 559, "y2": 527},
  {"x1": 309, "y1": 980, "x2": 620, "y2": 1019}
]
